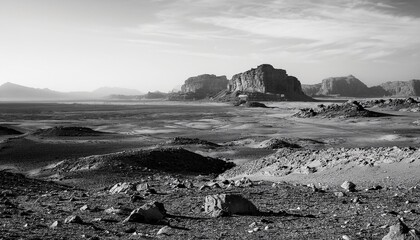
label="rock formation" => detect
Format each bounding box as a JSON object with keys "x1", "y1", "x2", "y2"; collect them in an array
[
  {"x1": 204, "y1": 194, "x2": 259, "y2": 217},
  {"x1": 227, "y1": 64, "x2": 310, "y2": 100},
  {"x1": 315, "y1": 75, "x2": 372, "y2": 97},
  {"x1": 212, "y1": 64, "x2": 312, "y2": 101},
  {"x1": 181, "y1": 74, "x2": 228, "y2": 99},
  {"x1": 301, "y1": 83, "x2": 322, "y2": 97},
  {"x1": 380, "y1": 80, "x2": 420, "y2": 97},
  {"x1": 302, "y1": 76, "x2": 420, "y2": 98}
]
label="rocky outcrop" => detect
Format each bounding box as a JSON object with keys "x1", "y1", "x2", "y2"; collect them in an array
[
  {"x1": 380, "y1": 80, "x2": 420, "y2": 97},
  {"x1": 215, "y1": 64, "x2": 312, "y2": 101},
  {"x1": 301, "y1": 83, "x2": 322, "y2": 97},
  {"x1": 227, "y1": 64, "x2": 310, "y2": 100},
  {"x1": 181, "y1": 74, "x2": 228, "y2": 98},
  {"x1": 204, "y1": 194, "x2": 259, "y2": 217},
  {"x1": 302, "y1": 77, "x2": 420, "y2": 98},
  {"x1": 315, "y1": 75, "x2": 372, "y2": 97}
]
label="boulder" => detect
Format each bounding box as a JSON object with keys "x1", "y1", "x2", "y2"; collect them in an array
[
  {"x1": 234, "y1": 177, "x2": 253, "y2": 187},
  {"x1": 49, "y1": 220, "x2": 62, "y2": 229},
  {"x1": 123, "y1": 201, "x2": 166, "y2": 224},
  {"x1": 204, "y1": 194, "x2": 259, "y2": 217},
  {"x1": 341, "y1": 181, "x2": 356, "y2": 192},
  {"x1": 109, "y1": 182, "x2": 134, "y2": 194},
  {"x1": 382, "y1": 219, "x2": 420, "y2": 240},
  {"x1": 136, "y1": 183, "x2": 150, "y2": 192},
  {"x1": 64, "y1": 215, "x2": 83, "y2": 224}
]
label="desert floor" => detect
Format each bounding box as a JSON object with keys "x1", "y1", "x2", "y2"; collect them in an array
[{"x1": 1, "y1": 100, "x2": 419, "y2": 239}]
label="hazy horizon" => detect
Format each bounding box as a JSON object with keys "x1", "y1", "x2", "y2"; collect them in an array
[{"x1": 1, "y1": 0, "x2": 420, "y2": 92}]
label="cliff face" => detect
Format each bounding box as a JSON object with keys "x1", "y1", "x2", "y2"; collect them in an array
[
  {"x1": 301, "y1": 83, "x2": 322, "y2": 97},
  {"x1": 227, "y1": 64, "x2": 311, "y2": 100},
  {"x1": 181, "y1": 74, "x2": 228, "y2": 96},
  {"x1": 379, "y1": 80, "x2": 420, "y2": 97},
  {"x1": 302, "y1": 76, "x2": 420, "y2": 98},
  {"x1": 316, "y1": 75, "x2": 372, "y2": 97}
]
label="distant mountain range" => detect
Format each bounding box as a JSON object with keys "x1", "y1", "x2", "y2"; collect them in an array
[
  {"x1": 302, "y1": 76, "x2": 420, "y2": 98},
  {"x1": 0, "y1": 82, "x2": 143, "y2": 101}
]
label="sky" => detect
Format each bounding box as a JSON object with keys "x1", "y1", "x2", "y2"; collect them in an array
[{"x1": 1, "y1": 0, "x2": 420, "y2": 92}]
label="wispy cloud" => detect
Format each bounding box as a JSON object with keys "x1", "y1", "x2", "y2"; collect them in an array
[{"x1": 123, "y1": 0, "x2": 420, "y2": 61}]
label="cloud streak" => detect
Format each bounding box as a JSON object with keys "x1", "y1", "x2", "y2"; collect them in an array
[{"x1": 125, "y1": 0, "x2": 420, "y2": 61}]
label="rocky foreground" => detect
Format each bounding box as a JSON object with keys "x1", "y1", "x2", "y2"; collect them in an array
[{"x1": 2, "y1": 169, "x2": 420, "y2": 240}]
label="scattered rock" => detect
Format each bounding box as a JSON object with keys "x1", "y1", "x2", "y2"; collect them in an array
[
  {"x1": 80, "y1": 205, "x2": 89, "y2": 211},
  {"x1": 204, "y1": 194, "x2": 259, "y2": 217},
  {"x1": 50, "y1": 220, "x2": 62, "y2": 229},
  {"x1": 136, "y1": 183, "x2": 150, "y2": 192},
  {"x1": 157, "y1": 226, "x2": 172, "y2": 236},
  {"x1": 334, "y1": 192, "x2": 345, "y2": 198},
  {"x1": 235, "y1": 177, "x2": 253, "y2": 187},
  {"x1": 199, "y1": 185, "x2": 211, "y2": 191},
  {"x1": 341, "y1": 181, "x2": 356, "y2": 192},
  {"x1": 130, "y1": 194, "x2": 144, "y2": 203},
  {"x1": 109, "y1": 182, "x2": 133, "y2": 194},
  {"x1": 64, "y1": 215, "x2": 83, "y2": 224},
  {"x1": 123, "y1": 201, "x2": 166, "y2": 224}
]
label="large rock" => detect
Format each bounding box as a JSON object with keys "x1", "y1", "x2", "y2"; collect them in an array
[
  {"x1": 227, "y1": 64, "x2": 311, "y2": 101},
  {"x1": 181, "y1": 74, "x2": 228, "y2": 98},
  {"x1": 301, "y1": 83, "x2": 322, "y2": 97},
  {"x1": 302, "y1": 77, "x2": 420, "y2": 98},
  {"x1": 204, "y1": 194, "x2": 259, "y2": 217},
  {"x1": 382, "y1": 219, "x2": 420, "y2": 240},
  {"x1": 109, "y1": 182, "x2": 134, "y2": 194},
  {"x1": 380, "y1": 80, "x2": 420, "y2": 97},
  {"x1": 123, "y1": 201, "x2": 166, "y2": 224},
  {"x1": 315, "y1": 75, "x2": 372, "y2": 97}
]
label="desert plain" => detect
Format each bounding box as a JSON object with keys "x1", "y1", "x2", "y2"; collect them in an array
[{"x1": 1, "y1": 100, "x2": 420, "y2": 239}]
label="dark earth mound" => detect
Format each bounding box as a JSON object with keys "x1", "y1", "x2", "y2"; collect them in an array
[
  {"x1": 167, "y1": 137, "x2": 220, "y2": 148},
  {"x1": 259, "y1": 138, "x2": 302, "y2": 149},
  {"x1": 0, "y1": 126, "x2": 23, "y2": 136},
  {"x1": 33, "y1": 126, "x2": 106, "y2": 137},
  {"x1": 245, "y1": 101, "x2": 269, "y2": 108},
  {"x1": 294, "y1": 101, "x2": 390, "y2": 118},
  {"x1": 54, "y1": 148, "x2": 234, "y2": 176},
  {"x1": 0, "y1": 170, "x2": 71, "y2": 195}
]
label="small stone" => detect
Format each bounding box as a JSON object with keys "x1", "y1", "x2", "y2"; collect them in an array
[
  {"x1": 334, "y1": 192, "x2": 345, "y2": 197},
  {"x1": 64, "y1": 215, "x2": 83, "y2": 224},
  {"x1": 124, "y1": 227, "x2": 136, "y2": 233},
  {"x1": 157, "y1": 226, "x2": 172, "y2": 236},
  {"x1": 49, "y1": 221, "x2": 62, "y2": 229},
  {"x1": 130, "y1": 194, "x2": 143, "y2": 203},
  {"x1": 199, "y1": 185, "x2": 211, "y2": 191},
  {"x1": 80, "y1": 205, "x2": 89, "y2": 211},
  {"x1": 342, "y1": 235, "x2": 351, "y2": 240},
  {"x1": 341, "y1": 181, "x2": 356, "y2": 192},
  {"x1": 208, "y1": 182, "x2": 221, "y2": 189},
  {"x1": 136, "y1": 183, "x2": 150, "y2": 192},
  {"x1": 104, "y1": 207, "x2": 123, "y2": 215}
]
